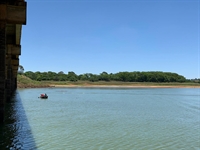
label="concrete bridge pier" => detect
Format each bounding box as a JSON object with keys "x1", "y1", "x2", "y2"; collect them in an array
[
  {"x1": 6, "y1": 66, "x2": 13, "y2": 101},
  {"x1": 0, "y1": 23, "x2": 6, "y2": 122},
  {"x1": 6, "y1": 45, "x2": 20, "y2": 93},
  {"x1": 0, "y1": 0, "x2": 26, "y2": 123}
]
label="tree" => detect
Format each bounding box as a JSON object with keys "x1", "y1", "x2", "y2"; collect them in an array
[
  {"x1": 89, "y1": 74, "x2": 99, "y2": 82},
  {"x1": 58, "y1": 71, "x2": 64, "y2": 74},
  {"x1": 18, "y1": 65, "x2": 24, "y2": 74},
  {"x1": 47, "y1": 71, "x2": 57, "y2": 80},
  {"x1": 24, "y1": 71, "x2": 35, "y2": 79},
  {"x1": 79, "y1": 74, "x2": 88, "y2": 81},
  {"x1": 67, "y1": 71, "x2": 78, "y2": 82},
  {"x1": 99, "y1": 71, "x2": 110, "y2": 81}
]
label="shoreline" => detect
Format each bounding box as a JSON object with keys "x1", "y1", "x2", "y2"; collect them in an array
[{"x1": 49, "y1": 84, "x2": 200, "y2": 88}]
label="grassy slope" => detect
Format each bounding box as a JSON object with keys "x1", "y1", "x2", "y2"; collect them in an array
[{"x1": 17, "y1": 74, "x2": 49, "y2": 88}]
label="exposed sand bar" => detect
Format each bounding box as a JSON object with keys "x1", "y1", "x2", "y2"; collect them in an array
[{"x1": 50, "y1": 85, "x2": 200, "y2": 88}]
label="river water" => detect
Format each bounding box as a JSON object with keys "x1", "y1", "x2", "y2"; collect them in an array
[{"x1": 0, "y1": 88, "x2": 200, "y2": 150}]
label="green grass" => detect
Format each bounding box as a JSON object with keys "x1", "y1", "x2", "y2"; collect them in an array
[{"x1": 17, "y1": 74, "x2": 49, "y2": 88}]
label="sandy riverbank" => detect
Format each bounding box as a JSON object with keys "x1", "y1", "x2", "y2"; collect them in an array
[{"x1": 50, "y1": 84, "x2": 200, "y2": 88}]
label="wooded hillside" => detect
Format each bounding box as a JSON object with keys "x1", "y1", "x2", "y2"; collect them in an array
[{"x1": 23, "y1": 71, "x2": 187, "y2": 83}]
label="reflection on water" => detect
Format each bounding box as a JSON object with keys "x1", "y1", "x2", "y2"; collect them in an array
[
  {"x1": 0, "y1": 88, "x2": 200, "y2": 150},
  {"x1": 0, "y1": 91, "x2": 37, "y2": 150}
]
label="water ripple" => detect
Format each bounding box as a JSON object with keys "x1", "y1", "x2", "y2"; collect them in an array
[{"x1": 2, "y1": 88, "x2": 199, "y2": 150}]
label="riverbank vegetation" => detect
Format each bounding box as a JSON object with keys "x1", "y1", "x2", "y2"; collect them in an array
[
  {"x1": 24, "y1": 71, "x2": 190, "y2": 82},
  {"x1": 17, "y1": 71, "x2": 200, "y2": 88}
]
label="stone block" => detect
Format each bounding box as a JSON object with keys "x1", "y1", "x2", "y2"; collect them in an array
[
  {"x1": 0, "y1": 4, "x2": 26, "y2": 24},
  {"x1": 12, "y1": 59, "x2": 19, "y2": 66},
  {"x1": 7, "y1": 44, "x2": 21, "y2": 55}
]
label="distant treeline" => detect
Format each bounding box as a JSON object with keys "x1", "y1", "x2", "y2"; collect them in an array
[{"x1": 23, "y1": 71, "x2": 189, "y2": 83}]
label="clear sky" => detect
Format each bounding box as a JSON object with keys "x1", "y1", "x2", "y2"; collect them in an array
[{"x1": 20, "y1": 0, "x2": 200, "y2": 79}]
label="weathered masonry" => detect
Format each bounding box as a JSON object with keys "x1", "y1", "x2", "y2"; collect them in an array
[{"x1": 0, "y1": 0, "x2": 26, "y2": 123}]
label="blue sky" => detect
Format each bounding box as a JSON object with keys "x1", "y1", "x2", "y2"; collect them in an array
[{"x1": 21, "y1": 0, "x2": 200, "y2": 79}]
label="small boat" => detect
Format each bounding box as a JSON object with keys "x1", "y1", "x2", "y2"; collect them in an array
[{"x1": 40, "y1": 93, "x2": 48, "y2": 99}]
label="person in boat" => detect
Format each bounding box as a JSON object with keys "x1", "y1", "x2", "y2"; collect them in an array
[{"x1": 40, "y1": 93, "x2": 47, "y2": 97}]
